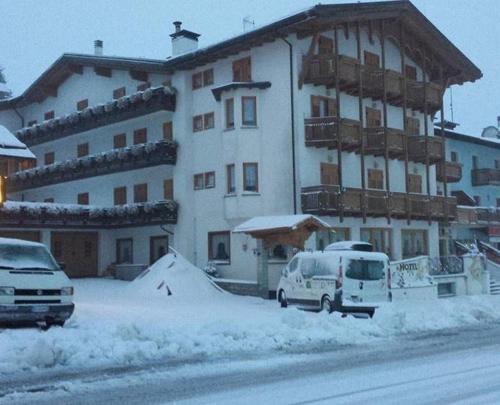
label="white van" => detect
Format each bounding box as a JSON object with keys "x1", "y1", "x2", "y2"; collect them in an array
[
  {"x1": 277, "y1": 249, "x2": 390, "y2": 314},
  {"x1": 0, "y1": 238, "x2": 74, "y2": 327}
]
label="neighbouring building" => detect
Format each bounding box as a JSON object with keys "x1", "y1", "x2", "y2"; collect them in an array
[{"x1": 0, "y1": 1, "x2": 482, "y2": 296}]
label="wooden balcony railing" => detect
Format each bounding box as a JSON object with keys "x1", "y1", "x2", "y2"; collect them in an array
[
  {"x1": 361, "y1": 66, "x2": 404, "y2": 101},
  {"x1": 301, "y1": 185, "x2": 456, "y2": 221},
  {"x1": 456, "y1": 206, "x2": 500, "y2": 225},
  {"x1": 436, "y1": 161, "x2": 463, "y2": 183},
  {"x1": 303, "y1": 54, "x2": 360, "y2": 90},
  {"x1": 407, "y1": 136, "x2": 444, "y2": 164},
  {"x1": 304, "y1": 117, "x2": 361, "y2": 150},
  {"x1": 406, "y1": 80, "x2": 442, "y2": 112},
  {"x1": 363, "y1": 127, "x2": 405, "y2": 158},
  {"x1": 471, "y1": 168, "x2": 500, "y2": 186}
]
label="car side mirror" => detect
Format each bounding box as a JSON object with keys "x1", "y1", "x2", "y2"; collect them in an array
[{"x1": 58, "y1": 262, "x2": 66, "y2": 271}]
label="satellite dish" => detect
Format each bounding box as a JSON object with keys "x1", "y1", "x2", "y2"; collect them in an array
[{"x1": 481, "y1": 126, "x2": 500, "y2": 139}]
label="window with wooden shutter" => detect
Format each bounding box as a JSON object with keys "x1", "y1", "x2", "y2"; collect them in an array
[
  {"x1": 113, "y1": 87, "x2": 126, "y2": 99},
  {"x1": 193, "y1": 173, "x2": 204, "y2": 190},
  {"x1": 408, "y1": 174, "x2": 422, "y2": 193},
  {"x1": 368, "y1": 169, "x2": 384, "y2": 189},
  {"x1": 44, "y1": 110, "x2": 55, "y2": 120},
  {"x1": 77, "y1": 142, "x2": 89, "y2": 158},
  {"x1": 366, "y1": 107, "x2": 382, "y2": 127},
  {"x1": 405, "y1": 65, "x2": 417, "y2": 80},
  {"x1": 225, "y1": 98, "x2": 235, "y2": 129},
  {"x1": 205, "y1": 171, "x2": 216, "y2": 188},
  {"x1": 318, "y1": 35, "x2": 334, "y2": 55},
  {"x1": 164, "y1": 179, "x2": 174, "y2": 200},
  {"x1": 77, "y1": 99, "x2": 89, "y2": 111},
  {"x1": 192, "y1": 72, "x2": 203, "y2": 90},
  {"x1": 137, "y1": 82, "x2": 150, "y2": 91},
  {"x1": 77, "y1": 192, "x2": 89, "y2": 205},
  {"x1": 406, "y1": 117, "x2": 420, "y2": 135},
  {"x1": 320, "y1": 163, "x2": 339, "y2": 185},
  {"x1": 311, "y1": 95, "x2": 336, "y2": 118},
  {"x1": 163, "y1": 122, "x2": 173, "y2": 141},
  {"x1": 204, "y1": 112, "x2": 215, "y2": 130},
  {"x1": 113, "y1": 133, "x2": 126, "y2": 149},
  {"x1": 44, "y1": 152, "x2": 55, "y2": 165},
  {"x1": 133, "y1": 128, "x2": 147, "y2": 144},
  {"x1": 134, "y1": 183, "x2": 148, "y2": 203},
  {"x1": 193, "y1": 115, "x2": 203, "y2": 132},
  {"x1": 232, "y1": 57, "x2": 251, "y2": 82},
  {"x1": 203, "y1": 69, "x2": 214, "y2": 86},
  {"x1": 114, "y1": 186, "x2": 127, "y2": 205},
  {"x1": 364, "y1": 51, "x2": 380, "y2": 67}
]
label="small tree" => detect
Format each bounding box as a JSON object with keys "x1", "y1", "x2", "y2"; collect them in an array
[{"x1": 0, "y1": 67, "x2": 12, "y2": 100}]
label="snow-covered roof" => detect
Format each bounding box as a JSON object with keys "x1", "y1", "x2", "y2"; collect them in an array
[
  {"x1": 233, "y1": 214, "x2": 331, "y2": 234},
  {"x1": 0, "y1": 125, "x2": 35, "y2": 159}
]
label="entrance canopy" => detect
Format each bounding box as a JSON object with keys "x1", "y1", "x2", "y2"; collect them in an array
[{"x1": 233, "y1": 214, "x2": 331, "y2": 249}]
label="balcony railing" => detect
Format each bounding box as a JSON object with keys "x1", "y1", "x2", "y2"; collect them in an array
[
  {"x1": 406, "y1": 80, "x2": 442, "y2": 112},
  {"x1": 471, "y1": 168, "x2": 500, "y2": 186},
  {"x1": 407, "y1": 136, "x2": 444, "y2": 164},
  {"x1": 456, "y1": 206, "x2": 500, "y2": 225},
  {"x1": 304, "y1": 117, "x2": 361, "y2": 150},
  {"x1": 364, "y1": 127, "x2": 405, "y2": 158},
  {"x1": 436, "y1": 161, "x2": 463, "y2": 183},
  {"x1": 301, "y1": 185, "x2": 456, "y2": 221},
  {"x1": 303, "y1": 54, "x2": 360, "y2": 90}
]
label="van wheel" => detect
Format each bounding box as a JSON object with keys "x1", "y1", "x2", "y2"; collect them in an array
[
  {"x1": 321, "y1": 295, "x2": 332, "y2": 313},
  {"x1": 279, "y1": 290, "x2": 288, "y2": 308}
]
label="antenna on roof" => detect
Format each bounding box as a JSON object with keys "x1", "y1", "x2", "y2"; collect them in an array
[{"x1": 243, "y1": 16, "x2": 255, "y2": 32}]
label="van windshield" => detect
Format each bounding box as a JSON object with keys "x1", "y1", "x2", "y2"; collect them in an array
[
  {"x1": 0, "y1": 244, "x2": 60, "y2": 271},
  {"x1": 346, "y1": 259, "x2": 384, "y2": 281}
]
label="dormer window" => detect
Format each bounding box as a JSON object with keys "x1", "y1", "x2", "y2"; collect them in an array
[{"x1": 232, "y1": 57, "x2": 251, "y2": 82}]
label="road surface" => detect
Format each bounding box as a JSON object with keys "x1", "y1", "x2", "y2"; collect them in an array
[{"x1": 3, "y1": 321, "x2": 500, "y2": 404}]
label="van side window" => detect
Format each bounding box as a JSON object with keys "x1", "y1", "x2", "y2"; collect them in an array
[
  {"x1": 300, "y1": 258, "x2": 316, "y2": 279},
  {"x1": 288, "y1": 257, "x2": 299, "y2": 273}
]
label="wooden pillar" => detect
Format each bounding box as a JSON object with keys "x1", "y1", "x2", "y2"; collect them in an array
[
  {"x1": 439, "y1": 66, "x2": 448, "y2": 215},
  {"x1": 356, "y1": 21, "x2": 367, "y2": 224},
  {"x1": 422, "y1": 48, "x2": 431, "y2": 225},
  {"x1": 400, "y1": 21, "x2": 411, "y2": 225},
  {"x1": 334, "y1": 25, "x2": 344, "y2": 222},
  {"x1": 381, "y1": 20, "x2": 391, "y2": 224}
]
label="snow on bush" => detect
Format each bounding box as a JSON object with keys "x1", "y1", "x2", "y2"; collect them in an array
[{"x1": 1, "y1": 252, "x2": 500, "y2": 375}]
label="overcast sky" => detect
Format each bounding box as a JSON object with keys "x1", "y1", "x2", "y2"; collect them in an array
[{"x1": 1, "y1": 0, "x2": 498, "y2": 135}]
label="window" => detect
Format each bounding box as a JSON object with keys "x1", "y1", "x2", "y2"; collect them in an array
[
  {"x1": 232, "y1": 57, "x2": 251, "y2": 82},
  {"x1": 472, "y1": 156, "x2": 478, "y2": 169},
  {"x1": 134, "y1": 183, "x2": 148, "y2": 203},
  {"x1": 495, "y1": 160, "x2": 500, "y2": 169},
  {"x1": 194, "y1": 173, "x2": 205, "y2": 190},
  {"x1": 406, "y1": 117, "x2": 420, "y2": 136},
  {"x1": 44, "y1": 110, "x2": 55, "y2": 121},
  {"x1": 113, "y1": 87, "x2": 126, "y2": 99},
  {"x1": 76, "y1": 99, "x2": 88, "y2": 111},
  {"x1": 311, "y1": 95, "x2": 336, "y2": 118},
  {"x1": 27, "y1": 120, "x2": 37, "y2": 127},
  {"x1": 44, "y1": 198, "x2": 54, "y2": 203},
  {"x1": 192, "y1": 72, "x2": 203, "y2": 90},
  {"x1": 114, "y1": 186, "x2": 127, "y2": 205},
  {"x1": 133, "y1": 128, "x2": 147, "y2": 145},
  {"x1": 242, "y1": 96, "x2": 257, "y2": 126},
  {"x1": 225, "y1": 98, "x2": 235, "y2": 129},
  {"x1": 150, "y1": 236, "x2": 168, "y2": 265},
  {"x1": 77, "y1": 142, "x2": 89, "y2": 158},
  {"x1": 44, "y1": 152, "x2": 55, "y2": 165},
  {"x1": 368, "y1": 169, "x2": 384, "y2": 189},
  {"x1": 243, "y1": 162, "x2": 258, "y2": 192},
  {"x1": 137, "y1": 82, "x2": 150, "y2": 91},
  {"x1": 408, "y1": 174, "x2": 422, "y2": 193},
  {"x1": 288, "y1": 257, "x2": 299, "y2": 273},
  {"x1": 268, "y1": 243, "x2": 289, "y2": 261},
  {"x1": 204, "y1": 112, "x2": 215, "y2": 130},
  {"x1": 364, "y1": 51, "x2": 380, "y2": 67},
  {"x1": 163, "y1": 121, "x2": 173, "y2": 141},
  {"x1": 402, "y1": 230, "x2": 428, "y2": 259},
  {"x1": 450, "y1": 151, "x2": 458, "y2": 163},
  {"x1": 360, "y1": 228, "x2": 392, "y2": 258},
  {"x1": 116, "y1": 238, "x2": 133, "y2": 264},
  {"x1": 193, "y1": 115, "x2": 203, "y2": 132},
  {"x1": 226, "y1": 164, "x2": 235, "y2": 194},
  {"x1": 203, "y1": 69, "x2": 214, "y2": 86},
  {"x1": 366, "y1": 107, "x2": 381, "y2": 127},
  {"x1": 164, "y1": 179, "x2": 174, "y2": 200},
  {"x1": 318, "y1": 35, "x2": 334, "y2": 54},
  {"x1": 405, "y1": 65, "x2": 417, "y2": 80},
  {"x1": 346, "y1": 259, "x2": 385, "y2": 281},
  {"x1": 113, "y1": 133, "x2": 126, "y2": 149},
  {"x1": 320, "y1": 163, "x2": 339, "y2": 185},
  {"x1": 208, "y1": 231, "x2": 230, "y2": 263},
  {"x1": 316, "y1": 228, "x2": 350, "y2": 251},
  {"x1": 474, "y1": 196, "x2": 481, "y2": 206},
  {"x1": 77, "y1": 192, "x2": 89, "y2": 205},
  {"x1": 205, "y1": 171, "x2": 215, "y2": 188}
]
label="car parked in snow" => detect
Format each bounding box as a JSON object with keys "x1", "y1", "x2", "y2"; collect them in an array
[
  {"x1": 0, "y1": 238, "x2": 74, "y2": 327},
  {"x1": 277, "y1": 248, "x2": 390, "y2": 316}
]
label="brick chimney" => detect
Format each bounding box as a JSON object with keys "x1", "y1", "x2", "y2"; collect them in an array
[{"x1": 170, "y1": 21, "x2": 200, "y2": 56}]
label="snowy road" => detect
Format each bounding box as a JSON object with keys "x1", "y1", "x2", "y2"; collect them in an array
[{"x1": 4, "y1": 321, "x2": 500, "y2": 404}]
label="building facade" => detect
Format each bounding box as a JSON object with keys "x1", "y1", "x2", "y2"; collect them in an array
[{"x1": 0, "y1": 2, "x2": 482, "y2": 294}]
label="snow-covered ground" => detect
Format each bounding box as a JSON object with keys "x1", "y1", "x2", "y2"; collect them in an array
[{"x1": 1, "y1": 253, "x2": 500, "y2": 376}]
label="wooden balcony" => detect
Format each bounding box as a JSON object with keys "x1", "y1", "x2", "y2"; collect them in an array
[
  {"x1": 471, "y1": 168, "x2": 500, "y2": 186},
  {"x1": 436, "y1": 161, "x2": 463, "y2": 183},
  {"x1": 406, "y1": 80, "x2": 442, "y2": 112},
  {"x1": 301, "y1": 185, "x2": 456, "y2": 221},
  {"x1": 456, "y1": 207, "x2": 500, "y2": 225},
  {"x1": 304, "y1": 117, "x2": 361, "y2": 150},
  {"x1": 407, "y1": 136, "x2": 443, "y2": 164},
  {"x1": 363, "y1": 127, "x2": 405, "y2": 158},
  {"x1": 302, "y1": 54, "x2": 360, "y2": 90},
  {"x1": 361, "y1": 67, "x2": 404, "y2": 101}
]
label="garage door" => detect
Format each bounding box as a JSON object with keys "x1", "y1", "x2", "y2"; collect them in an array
[
  {"x1": 0, "y1": 231, "x2": 41, "y2": 242},
  {"x1": 51, "y1": 231, "x2": 98, "y2": 278}
]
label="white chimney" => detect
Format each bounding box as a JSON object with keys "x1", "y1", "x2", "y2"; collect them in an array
[
  {"x1": 170, "y1": 21, "x2": 200, "y2": 56},
  {"x1": 94, "y1": 40, "x2": 103, "y2": 56}
]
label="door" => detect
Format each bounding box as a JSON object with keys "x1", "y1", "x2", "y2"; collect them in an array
[
  {"x1": 150, "y1": 235, "x2": 168, "y2": 264},
  {"x1": 0, "y1": 230, "x2": 40, "y2": 242},
  {"x1": 343, "y1": 257, "x2": 387, "y2": 303},
  {"x1": 51, "y1": 231, "x2": 98, "y2": 277}
]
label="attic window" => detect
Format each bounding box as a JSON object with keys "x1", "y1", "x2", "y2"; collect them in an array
[
  {"x1": 113, "y1": 87, "x2": 126, "y2": 99},
  {"x1": 44, "y1": 111, "x2": 55, "y2": 121}
]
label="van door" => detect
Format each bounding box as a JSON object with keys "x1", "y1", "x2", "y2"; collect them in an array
[
  {"x1": 343, "y1": 257, "x2": 387, "y2": 303},
  {"x1": 297, "y1": 257, "x2": 317, "y2": 307}
]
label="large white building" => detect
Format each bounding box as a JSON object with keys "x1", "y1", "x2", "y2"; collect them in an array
[{"x1": 0, "y1": 2, "x2": 482, "y2": 296}]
